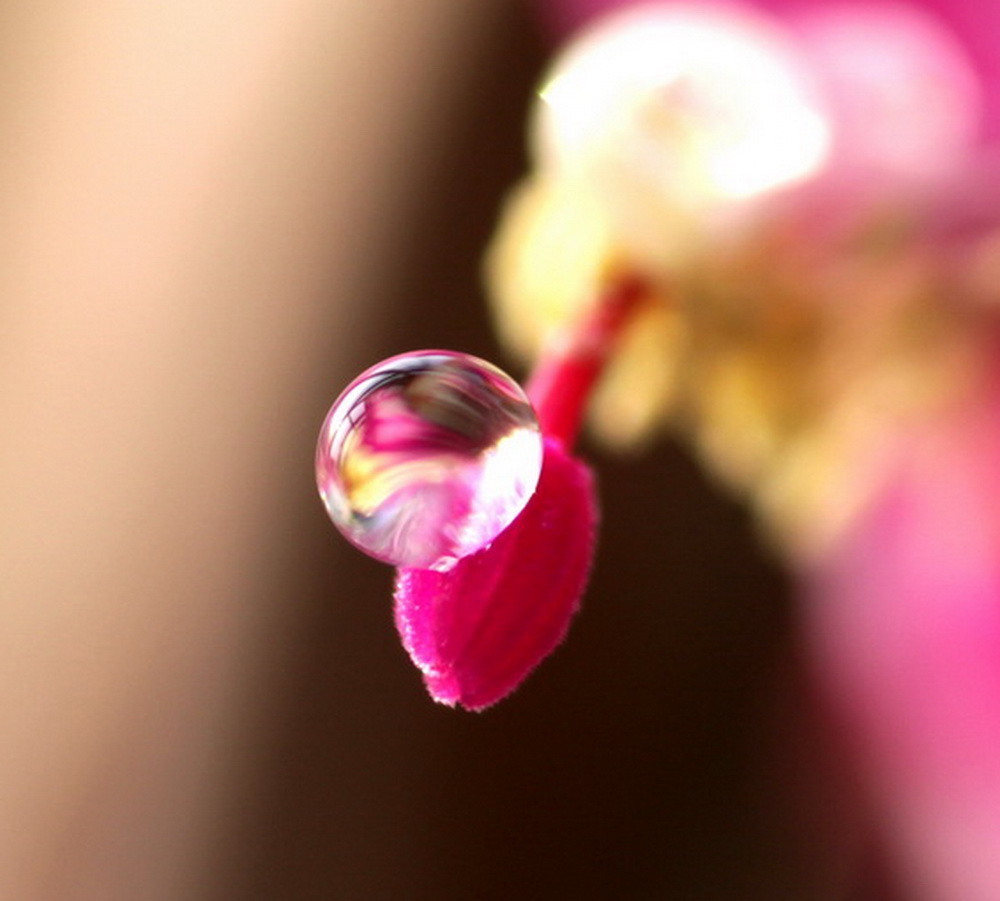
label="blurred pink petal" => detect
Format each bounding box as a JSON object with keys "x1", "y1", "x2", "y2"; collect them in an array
[
  {"x1": 808, "y1": 377, "x2": 1000, "y2": 899},
  {"x1": 836, "y1": 0, "x2": 1000, "y2": 137},
  {"x1": 538, "y1": 0, "x2": 1000, "y2": 134},
  {"x1": 788, "y1": 2, "x2": 981, "y2": 179},
  {"x1": 394, "y1": 436, "x2": 597, "y2": 710}
]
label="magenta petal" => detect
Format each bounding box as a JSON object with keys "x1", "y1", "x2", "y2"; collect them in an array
[
  {"x1": 393, "y1": 436, "x2": 598, "y2": 711},
  {"x1": 807, "y1": 386, "x2": 1000, "y2": 898}
]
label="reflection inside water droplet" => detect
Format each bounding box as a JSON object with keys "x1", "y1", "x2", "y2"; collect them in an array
[{"x1": 316, "y1": 351, "x2": 543, "y2": 570}]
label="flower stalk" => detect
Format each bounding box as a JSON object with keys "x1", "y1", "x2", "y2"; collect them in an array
[
  {"x1": 526, "y1": 272, "x2": 649, "y2": 448},
  {"x1": 392, "y1": 274, "x2": 647, "y2": 710}
]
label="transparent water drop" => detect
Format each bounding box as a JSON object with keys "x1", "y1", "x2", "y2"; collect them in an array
[{"x1": 316, "y1": 351, "x2": 543, "y2": 570}]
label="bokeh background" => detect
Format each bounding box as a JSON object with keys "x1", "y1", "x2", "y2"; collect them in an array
[{"x1": 0, "y1": 2, "x2": 850, "y2": 898}]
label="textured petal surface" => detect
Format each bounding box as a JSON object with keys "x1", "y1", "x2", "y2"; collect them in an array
[{"x1": 394, "y1": 437, "x2": 597, "y2": 710}]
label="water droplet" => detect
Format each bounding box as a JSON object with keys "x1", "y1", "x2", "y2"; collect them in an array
[{"x1": 316, "y1": 351, "x2": 543, "y2": 570}]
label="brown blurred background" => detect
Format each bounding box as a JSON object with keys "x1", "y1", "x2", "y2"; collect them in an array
[{"x1": 0, "y1": 2, "x2": 842, "y2": 898}]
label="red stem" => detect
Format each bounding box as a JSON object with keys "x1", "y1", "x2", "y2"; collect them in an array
[{"x1": 525, "y1": 273, "x2": 649, "y2": 447}]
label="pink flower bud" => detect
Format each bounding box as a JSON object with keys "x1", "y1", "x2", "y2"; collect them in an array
[{"x1": 394, "y1": 436, "x2": 597, "y2": 710}]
